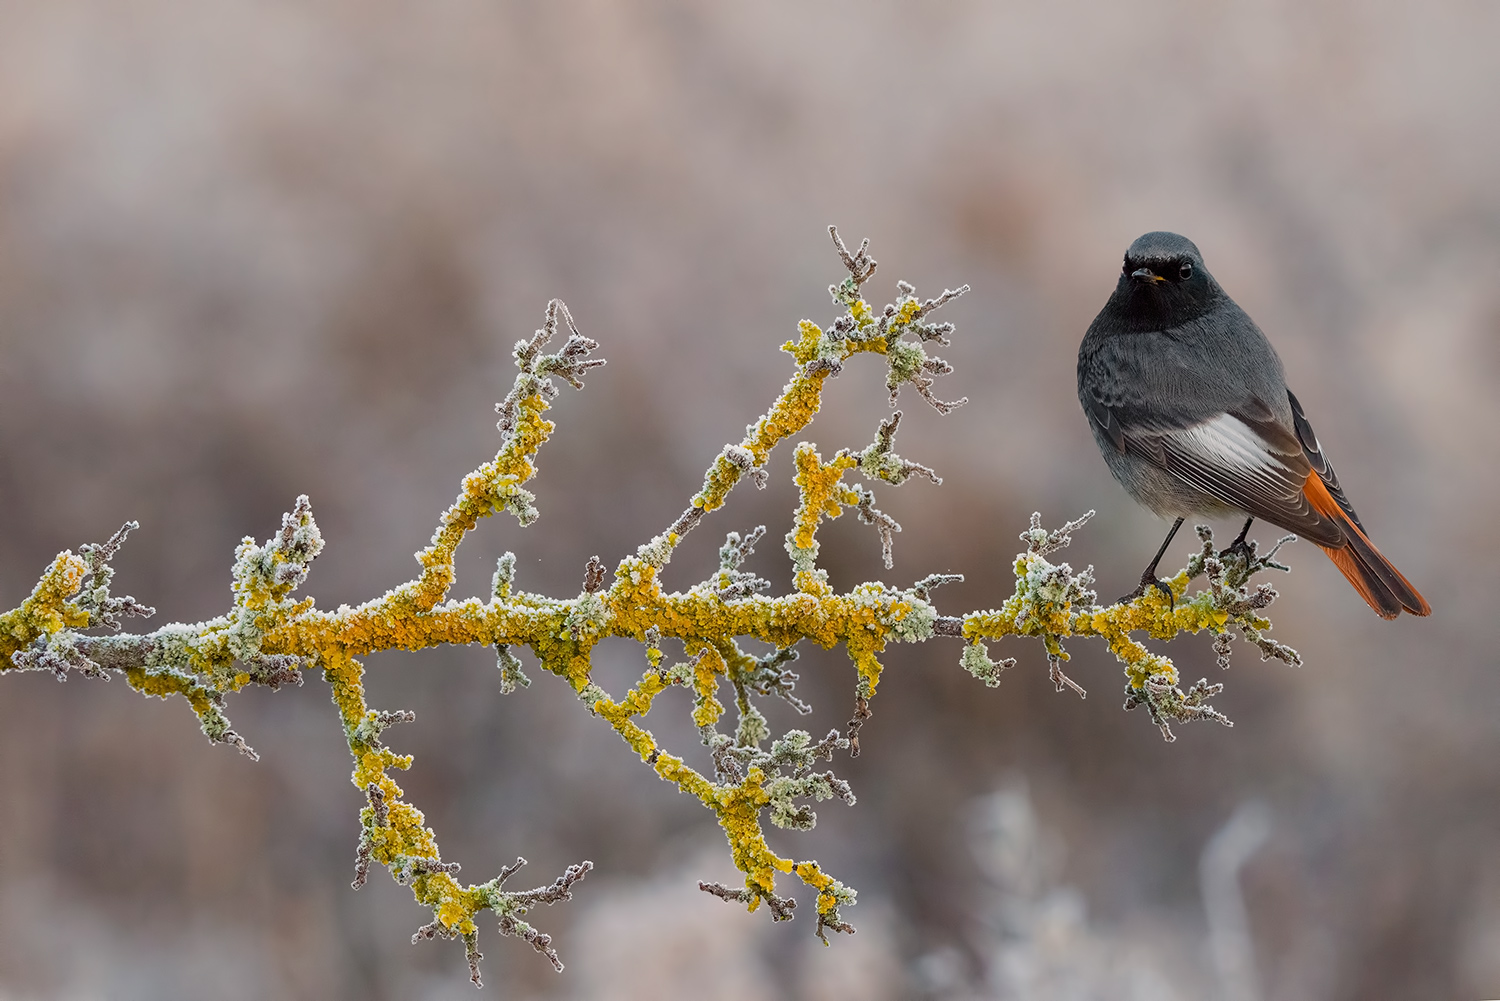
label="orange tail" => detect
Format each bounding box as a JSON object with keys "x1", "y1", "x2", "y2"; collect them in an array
[{"x1": 1304, "y1": 474, "x2": 1430, "y2": 619}]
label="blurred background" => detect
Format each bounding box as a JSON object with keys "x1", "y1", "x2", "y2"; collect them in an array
[{"x1": 1, "y1": 2, "x2": 1497, "y2": 998}]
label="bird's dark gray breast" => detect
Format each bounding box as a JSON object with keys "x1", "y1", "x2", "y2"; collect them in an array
[{"x1": 1077, "y1": 301, "x2": 1291, "y2": 434}]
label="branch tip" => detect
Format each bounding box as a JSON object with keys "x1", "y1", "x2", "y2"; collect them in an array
[{"x1": 582, "y1": 555, "x2": 606, "y2": 594}]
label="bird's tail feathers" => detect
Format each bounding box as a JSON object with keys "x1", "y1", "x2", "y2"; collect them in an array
[{"x1": 1303, "y1": 473, "x2": 1430, "y2": 618}]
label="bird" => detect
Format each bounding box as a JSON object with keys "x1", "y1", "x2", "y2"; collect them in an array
[{"x1": 1076, "y1": 231, "x2": 1430, "y2": 619}]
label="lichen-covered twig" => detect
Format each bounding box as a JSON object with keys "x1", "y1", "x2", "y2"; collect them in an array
[{"x1": 0, "y1": 232, "x2": 1301, "y2": 985}]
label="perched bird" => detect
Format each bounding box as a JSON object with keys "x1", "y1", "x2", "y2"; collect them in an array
[{"x1": 1076, "y1": 231, "x2": 1429, "y2": 618}]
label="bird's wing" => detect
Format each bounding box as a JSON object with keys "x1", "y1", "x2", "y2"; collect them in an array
[
  {"x1": 1081, "y1": 390, "x2": 1126, "y2": 452},
  {"x1": 1286, "y1": 389, "x2": 1365, "y2": 533},
  {"x1": 1118, "y1": 408, "x2": 1347, "y2": 547}
]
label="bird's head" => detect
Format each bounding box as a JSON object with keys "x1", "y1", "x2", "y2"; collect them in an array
[{"x1": 1111, "y1": 231, "x2": 1221, "y2": 327}]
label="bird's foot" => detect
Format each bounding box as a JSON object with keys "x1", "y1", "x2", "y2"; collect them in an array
[
  {"x1": 1217, "y1": 518, "x2": 1256, "y2": 566},
  {"x1": 1216, "y1": 536, "x2": 1255, "y2": 565},
  {"x1": 1116, "y1": 571, "x2": 1175, "y2": 612}
]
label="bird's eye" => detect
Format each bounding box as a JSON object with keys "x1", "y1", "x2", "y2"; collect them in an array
[{"x1": 1178, "y1": 262, "x2": 1193, "y2": 280}]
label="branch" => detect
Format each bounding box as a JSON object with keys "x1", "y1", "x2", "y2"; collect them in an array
[{"x1": 0, "y1": 232, "x2": 1301, "y2": 986}]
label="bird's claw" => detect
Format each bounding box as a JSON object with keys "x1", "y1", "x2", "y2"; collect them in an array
[
  {"x1": 1116, "y1": 572, "x2": 1176, "y2": 612},
  {"x1": 1217, "y1": 538, "x2": 1254, "y2": 565}
]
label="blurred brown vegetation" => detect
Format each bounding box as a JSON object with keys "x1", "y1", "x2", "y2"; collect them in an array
[{"x1": 1, "y1": 2, "x2": 1497, "y2": 999}]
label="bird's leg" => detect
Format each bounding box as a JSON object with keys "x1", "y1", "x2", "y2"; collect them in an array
[
  {"x1": 1218, "y1": 517, "x2": 1255, "y2": 563},
  {"x1": 1116, "y1": 517, "x2": 1184, "y2": 609}
]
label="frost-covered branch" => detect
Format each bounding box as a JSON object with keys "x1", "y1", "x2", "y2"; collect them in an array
[{"x1": 0, "y1": 230, "x2": 1300, "y2": 985}]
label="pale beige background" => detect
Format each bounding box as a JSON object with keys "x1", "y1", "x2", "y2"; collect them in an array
[{"x1": 0, "y1": 3, "x2": 1496, "y2": 999}]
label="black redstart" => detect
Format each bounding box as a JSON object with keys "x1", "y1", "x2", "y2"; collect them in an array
[{"x1": 1076, "y1": 231, "x2": 1429, "y2": 618}]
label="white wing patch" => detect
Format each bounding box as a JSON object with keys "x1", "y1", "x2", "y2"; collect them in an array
[
  {"x1": 1119, "y1": 409, "x2": 1344, "y2": 545},
  {"x1": 1154, "y1": 413, "x2": 1311, "y2": 512},
  {"x1": 1170, "y1": 414, "x2": 1295, "y2": 487}
]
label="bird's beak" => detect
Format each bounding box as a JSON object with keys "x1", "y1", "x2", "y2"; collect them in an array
[{"x1": 1131, "y1": 268, "x2": 1165, "y2": 283}]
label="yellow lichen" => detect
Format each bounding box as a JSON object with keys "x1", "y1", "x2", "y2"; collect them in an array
[{"x1": 0, "y1": 244, "x2": 1285, "y2": 982}]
